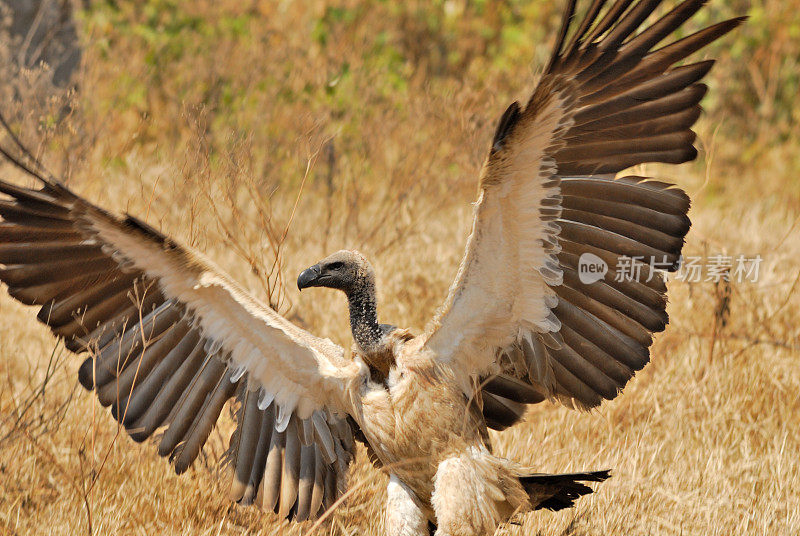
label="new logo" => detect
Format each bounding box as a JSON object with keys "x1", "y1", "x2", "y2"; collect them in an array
[{"x1": 578, "y1": 252, "x2": 607, "y2": 285}]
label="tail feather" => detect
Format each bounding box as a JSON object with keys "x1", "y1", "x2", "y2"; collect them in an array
[{"x1": 520, "y1": 469, "x2": 611, "y2": 511}]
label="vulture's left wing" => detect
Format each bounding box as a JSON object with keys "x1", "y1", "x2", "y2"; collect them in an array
[
  {"x1": 422, "y1": 0, "x2": 743, "y2": 427},
  {"x1": 0, "y1": 133, "x2": 361, "y2": 521}
]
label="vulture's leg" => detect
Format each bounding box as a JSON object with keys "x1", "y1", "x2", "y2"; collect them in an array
[
  {"x1": 431, "y1": 450, "x2": 528, "y2": 536},
  {"x1": 385, "y1": 474, "x2": 428, "y2": 536}
]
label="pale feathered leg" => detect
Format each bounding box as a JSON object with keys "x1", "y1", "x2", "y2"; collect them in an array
[
  {"x1": 431, "y1": 448, "x2": 529, "y2": 536},
  {"x1": 385, "y1": 474, "x2": 429, "y2": 536}
]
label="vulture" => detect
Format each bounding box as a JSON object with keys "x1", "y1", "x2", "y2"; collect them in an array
[{"x1": 0, "y1": 1, "x2": 742, "y2": 535}]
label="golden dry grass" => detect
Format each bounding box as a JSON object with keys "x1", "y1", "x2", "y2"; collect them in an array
[{"x1": 1, "y1": 1, "x2": 799, "y2": 535}]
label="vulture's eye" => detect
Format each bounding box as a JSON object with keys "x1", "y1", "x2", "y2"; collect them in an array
[{"x1": 327, "y1": 261, "x2": 345, "y2": 271}]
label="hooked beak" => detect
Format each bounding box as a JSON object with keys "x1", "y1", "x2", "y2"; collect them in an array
[{"x1": 297, "y1": 264, "x2": 321, "y2": 291}]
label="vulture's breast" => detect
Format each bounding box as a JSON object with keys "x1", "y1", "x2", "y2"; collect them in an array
[{"x1": 355, "y1": 339, "x2": 486, "y2": 503}]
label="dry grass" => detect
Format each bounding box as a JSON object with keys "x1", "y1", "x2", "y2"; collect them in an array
[{"x1": 1, "y1": 1, "x2": 799, "y2": 535}]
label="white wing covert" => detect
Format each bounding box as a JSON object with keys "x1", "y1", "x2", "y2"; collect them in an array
[
  {"x1": 422, "y1": 0, "x2": 744, "y2": 427},
  {"x1": 0, "y1": 139, "x2": 360, "y2": 520}
]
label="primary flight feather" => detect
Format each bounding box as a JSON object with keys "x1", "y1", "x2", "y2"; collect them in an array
[{"x1": 0, "y1": 1, "x2": 742, "y2": 534}]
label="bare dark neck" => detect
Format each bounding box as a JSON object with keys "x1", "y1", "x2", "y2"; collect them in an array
[
  {"x1": 347, "y1": 282, "x2": 384, "y2": 353},
  {"x1": 346, "y1": 281, "x2": 394, "y2": 380}
]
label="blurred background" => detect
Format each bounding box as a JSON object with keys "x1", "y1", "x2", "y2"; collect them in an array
[{"x1": 0, "y1": 1, "x2": 798, "y2": 534}]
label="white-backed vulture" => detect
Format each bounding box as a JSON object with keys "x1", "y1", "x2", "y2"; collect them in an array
[{"x1": 0, "y1": 1, "x2": 742, "y2": 534}]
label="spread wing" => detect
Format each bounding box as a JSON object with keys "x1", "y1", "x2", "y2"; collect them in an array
[
  {"x1": 0, "y1": 130, "x2": 361, "y2": 521},
  {"x1": 422, "y1": 0, "x2": 743, "y2": 426}
]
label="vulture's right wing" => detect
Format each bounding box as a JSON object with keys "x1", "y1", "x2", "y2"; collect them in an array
[
  {"x1": 422, "y1": 0, "x2": 743, "y2": 426},
  {"x1": 0, "y1": 131, "x2": 362, "y2": 521}
]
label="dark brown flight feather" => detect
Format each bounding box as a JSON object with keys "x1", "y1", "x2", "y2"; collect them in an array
[{"x1": 482, "y1": 0, "x2": 742, "y2": 419}]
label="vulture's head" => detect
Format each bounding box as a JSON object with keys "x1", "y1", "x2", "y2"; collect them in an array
[{"x1": 297, "y1": 250, "x2": 374, "y2": 295}]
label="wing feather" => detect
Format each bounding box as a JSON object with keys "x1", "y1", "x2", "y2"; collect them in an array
[
  {"x1": 0, "y1": 131, "x2": 360, "y2": 521},
  {"x1": 422, "y1": 0, "x2": 742, "y2": 420}
]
